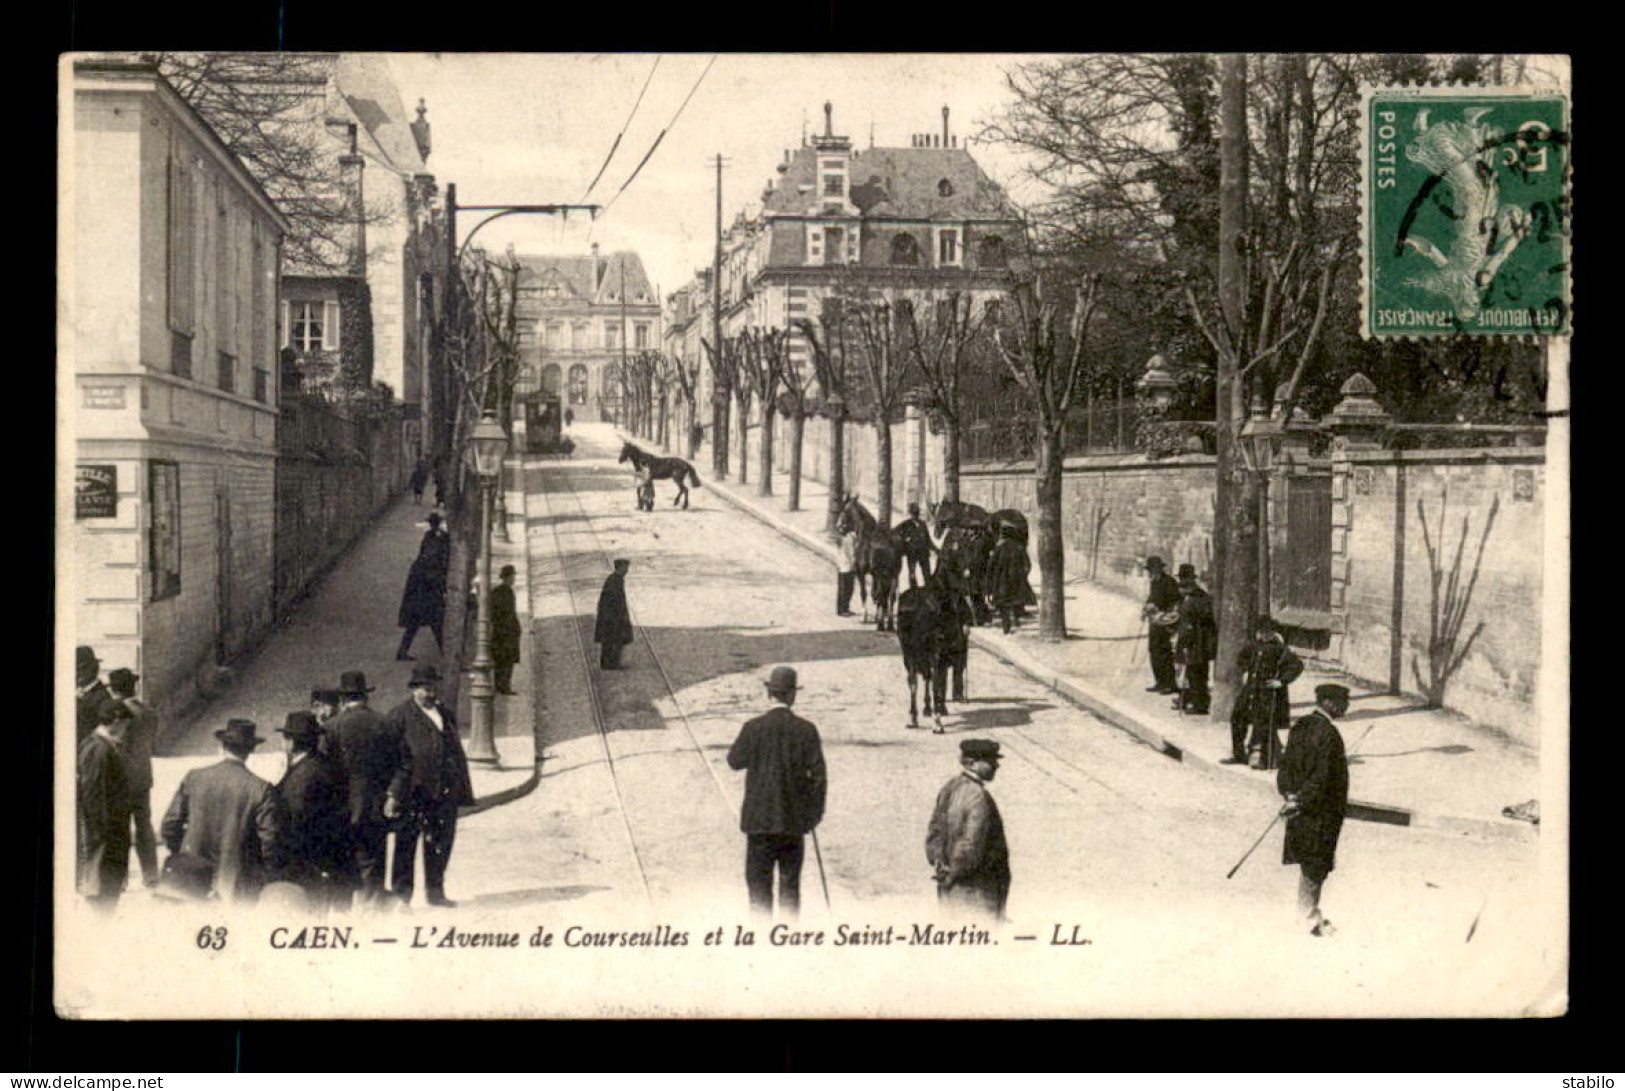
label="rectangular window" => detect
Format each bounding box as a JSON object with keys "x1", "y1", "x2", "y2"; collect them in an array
[
  {"x1": 171, "y1": 331, "x2": 193, "y2": 378},
  {"x1": 938, "y1": 229, "x2": 959, "y2": 266},
  {"x1": 545, "y1": 323, "x2": 562, "y2": 350},
  {"x1": 167, "y1": 154, "x2": 196, "y2": 336},
  {"x1": 605, "y1": 324, "x2": 620, "y2": 350},
  {"x1": 217, "y1": 351, "x2": 236, "y2": 394},
  {"x1": 253, "y1": 367, "x2": 269, "y2": 404},
  {"x1": 807, "y1": 227, "x2": 824, "y2": 265},
  {"x1": 290, "y1": 303, "x2": 323, "y2": 353},
  {"x1": 824, "y1": 227, "x2": 845, "y2": 267},
  {"x1": 149, "y1": 461, "x2": 181, "y2": 602},
  {"x1": 634, "y1": 323, "x2": 649, "y2": 350},
  {"x1": 823, "y1": 174, "x2": 845, "y2": 197}
]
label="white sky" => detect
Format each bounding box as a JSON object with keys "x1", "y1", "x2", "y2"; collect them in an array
[{"x1": 384, "y1": 53, "x2": 1061, "y2": 298}]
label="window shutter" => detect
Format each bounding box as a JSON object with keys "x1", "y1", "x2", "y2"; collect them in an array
[
  {"x1": 323, "y1": 301, "x2": 341, "y2": 351},
  {"x1": 280, "y1": 300, "x2": 290, "y2": 349}
]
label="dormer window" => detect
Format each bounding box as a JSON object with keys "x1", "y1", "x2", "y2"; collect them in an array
[
  {"x1": 938, "y1": 178, "x2": 954, "y2": 198},
  {"x1": 890, "y1": 233, "x2": 921, "y2": 266}
]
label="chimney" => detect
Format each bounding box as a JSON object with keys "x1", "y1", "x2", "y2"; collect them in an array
[
  {"x1": 824, "y1": 101, "x2": 833, "y2": 138},
  {"x1": 942, "y1": 105, "x2": 950, "y2": 148},
  {"x1": 338, "y1": 138, "x2": 366, "y2": 276},
  {"x1": 410, "y1": 99, "x2": 432, "y2": 162}
]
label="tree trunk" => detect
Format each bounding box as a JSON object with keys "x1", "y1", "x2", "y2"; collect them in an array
[
  {"x1": 712, "y1": 388, "x2": 730, "y2": 479},
  {"x1": 1035, "y1": 418, "x2": 1067, "y2": 640},
  {"x1": 942, "y1": 415, "x2": 961, "y2": 503},
  {"x1": 758, "y1": 403, "x2": 775, "y2": 496},
  {"x1": 735, "y1": 391, "x2": 750, "y2": 485},
  {"x1": 826, "y1": 416, "x2": 846, "y2": 533},
  {"x1": 876, "y1": 418, "x2": 894, "y2": 529},
  {"x1": 1212, "y1": 50, "x2": 1254, "y2": 722},
  {"x1": 788, "y1": 407, "x2": 805, "y2": 512}
]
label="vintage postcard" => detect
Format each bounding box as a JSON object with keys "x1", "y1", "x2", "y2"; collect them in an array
[{"x1": 57, "y1": 51, "x2": 1570, "y2": 1019}]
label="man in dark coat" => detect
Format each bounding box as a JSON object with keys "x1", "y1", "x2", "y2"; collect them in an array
[
  {"x1": 988, "y1": 528, "x2": 1032, "y2": 635},
  {"x1": 1278, "y1": 683, "x2": 1351, "y2": 937},
  {"x1": 1227, "y1": 615, "x2": 1304, "y2": 769},
  {"x1": 418, "y1": 512, "x2": 452, "y2": 574},
  {"x1": 1173, "y1": 565, "x2": 1217, "y2": 716},
  {"x1": 594, "y1": 559, "x2": 634, "y2": 670},
  {"x1": 726, "y1": 666, "x2": 828, "y2": 918},
  {"x1": 75, "y1": 645, "x2": 116, "y2": 745},
  {"x1": 160, "y1": 719, "x2": 285, "y2": 904},
  {"x1": 384, "y1": 664, "x2": 474, "y2": 908},
  {"x1": 274, "y1": 711, "x2": 350, "y2": 908},
  {"x1": 1142, "y1": 556, "x2": 1182, "y2": 695},
  {"x1": 491, "y1": 564, "x2": 522, "y2": 695},
  {"x1": 78, "y1": 703, "x2": 135, "y2": 910},
  {"x1": 409, "y1": 458, "x2": 430, "y2": 505},
  {"x1": 926, "y1": 738, "x2": 1011, "y2": 920},
  {"x1": 894, "y1": 502, "x2": 936, "y2": 589},
  {"x1": 107, "y1": 668, "x2": 160, "y2": 888},
  {"x1": 396, "y1": 534, "x2": 448, "y2": 661},
  {"x1": 324, "y1": 670, "x2": 397, "y2": 908}
]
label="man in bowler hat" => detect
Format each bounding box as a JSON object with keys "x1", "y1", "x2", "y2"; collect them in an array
[
  {"x1": 726, "y1": 666, "x2": 827, "y2": 918},
  {"x1": 275, "y1": 711, "x2": 351, "y2": 909},
  {"x1": 106, "y1": 668, "x2": 161, "y2": 888},
  {"x1": 383, "y1": 664, "x2": 473, "y2": 907},
  {"x1": 594, "y1": 559, "x2": 634, "y2": 670},
  {"x1": 1278, "y1": 683, "x2": 1352, "y2": 937},
  {"x1": 926, "y1": 738, "x2": 1011, "y2": 920},
  {"x1": 1173, "y1": 565, "x2": 1217, "y2": 716},
  {"x1": 1142, "y1": 557, "x2": 1182, "y2": 695},
  {"x1": 160, "y1": 719, "x2": 285, "y2": 904},
  {"x1": 324, "y1": 670, "x2": 398, "y2": 908},
  {"x1": 78, "y1": 703, "x2": 135, "y2": 910},
  {"x1": 491, "y1": 564, "x2": 522, "y2": 695},
  {"x1": 75, "y1": 645, "x2": 115, "y2": 744},
  {"x1": 1228, "y1": 614, "x2": 1304, "y2": 769}
]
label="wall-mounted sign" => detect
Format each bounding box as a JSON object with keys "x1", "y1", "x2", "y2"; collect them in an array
[
  {"x1": 83, "y1": 385, "x2": 127, "y2": 409},
  {"x1": 76, "y1": 464, "x2": 118, "y2": 519}
]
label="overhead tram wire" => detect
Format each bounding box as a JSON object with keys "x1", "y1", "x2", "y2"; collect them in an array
[
  {"x1": 597, "y1": 54, "x2": 719, "y2": 218},
  {"x1": 579, "y1": 55, "x2": 662, "y2": 204}
]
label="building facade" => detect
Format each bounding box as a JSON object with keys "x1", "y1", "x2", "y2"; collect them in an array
[
  {"x1": 513, "y1": 245, "x2": 662, "y2": 423},
  {"x1": 69, "y1": 58, "x2": 288, "y2": 728}
]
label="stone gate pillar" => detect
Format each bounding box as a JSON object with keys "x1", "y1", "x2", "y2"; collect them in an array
[{"x1": 1324, "y1": 373, "x2": 1390, "y2": 665}]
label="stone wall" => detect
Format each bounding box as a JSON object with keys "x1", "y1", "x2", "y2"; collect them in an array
[
  {"x1": 959, "y1": 454, "x2": 1218, "y2": 598},
  {"x1": 1334, "y1": 448, "x2": 1545, "y2": 744}
]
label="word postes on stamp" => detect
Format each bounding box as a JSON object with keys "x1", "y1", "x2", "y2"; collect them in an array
[{"x1": 1363, "y1": 87, "x2": 1569, "y2": 339}]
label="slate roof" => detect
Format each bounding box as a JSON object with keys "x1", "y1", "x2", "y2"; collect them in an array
[
  {"x1": 514, "y1": 251, "x2": 657, "y2": 305},
  {"x1": 334, "y1": 53, "x2": 425, "y2": 173},
  {"x1": 763, "y1": 144, "x2": 1019, "y2": 221}
]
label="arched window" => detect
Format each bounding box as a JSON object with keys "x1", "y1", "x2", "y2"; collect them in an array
[
  {"x1": 890, "y1": 233, "x2": 921, "y2": 266},
  {"x1": 568, "y1": 364, "x2": 589, "y2": 406},
  {"x1": 541, "y1": 364, "x2": 562, "y2": 395},
  {"x1": 979, "y1": 236, "x2": 1007, "y2": 268},
  {"x1": 937, "y1": 178, "x2": 954, "y2": 198}
]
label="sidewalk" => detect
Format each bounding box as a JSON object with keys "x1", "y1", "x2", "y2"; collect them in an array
[
  {"x1": 631, "y1": 430, "x2": 1540, "y2": 840},
  {"x1": 154, "y1": 475, "x2": 540, "y2": 818}
]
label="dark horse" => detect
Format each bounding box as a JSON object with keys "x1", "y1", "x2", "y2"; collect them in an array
[
  {"x1": 926, "y1": 501, "x2": 1029, "y2": 625},
  {"x1": 836, "y1": 494, "x2": 902, "y2": 632},
  {"x1": 896, "y1": 568, "x2": 975, "y2": 732},
  {"x1": 619, "y1": 442, "x2": 701, "y2": 509}
]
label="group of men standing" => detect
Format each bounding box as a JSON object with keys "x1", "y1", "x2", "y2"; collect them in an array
[{"x1": 75, "y1": 648, "x2": 474, "y2": 913}]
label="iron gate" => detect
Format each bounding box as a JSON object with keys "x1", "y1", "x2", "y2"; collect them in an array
[{"x1": 1274, "y1": 474, "x2": 1332, "y2": 613}]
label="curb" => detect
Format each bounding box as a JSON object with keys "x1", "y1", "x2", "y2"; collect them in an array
[{"x1": 676, "y1": 447, "x2": 1536, "y2": 844}]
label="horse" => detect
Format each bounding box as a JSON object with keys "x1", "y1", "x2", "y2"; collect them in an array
[
  {"x1": 896, "y1": 568, "x2": 975, "y2": 732},
  {"x1": 619, "y1": 442, "x2": 701, "y2": 509},
  {"x1": 836, "y1": 494, "x2": 902, "y2": 632},
  {"x1": 938, "y1": 523, "x2": 995, "y2": 627}
]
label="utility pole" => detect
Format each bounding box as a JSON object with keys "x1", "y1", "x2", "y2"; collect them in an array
[
  {"x1": 1212, "y1": 52, "x2": 1258, "y2": 722},
  {"x1": 620, "y1": 259, "x2": 629, "y2": 430},
  {"x1": 711, "y1": 153, "x2": 730, "y2": 479}
]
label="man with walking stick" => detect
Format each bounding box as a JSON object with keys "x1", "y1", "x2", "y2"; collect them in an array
[
  {"x1": 1278, "y1": 683, "x2": 1351, "y2": 937},
  {"x1": 726, "y1": 666, "x2": 827, "y2": 918}
]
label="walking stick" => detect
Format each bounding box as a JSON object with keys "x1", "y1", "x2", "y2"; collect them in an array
[
  {"x1": 811, "y1": 829, "x2": 832, "y2": 911},
  {"x1": 1226, "y1": 811, "x2": 1283, "y2": 880}
]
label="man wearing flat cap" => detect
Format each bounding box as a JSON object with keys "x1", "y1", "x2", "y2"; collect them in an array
[
  {"x1": 160, "y1": 719, "x2": 285, "y2": 904},
  {"x1": 1141, "y1": 558, "x2": 1181, "y2": 695},
  {"x1": 727, "y1": 666, "x2": 828, "y2": 917},
  {"x1": 926, "y1": 738, "x2": 1011, "y2": 920},
  {"x1": 383, "y1": 664, "x2": 473, "y2": 908},
  {"x1": 275, "y1": 711, "x2": 351, "y2": 908},
  {"x1": 325, "y1": 670, "x2": 397, "y2": 907},
  {"x1": 1278, "y1": 683, "x2": 1352, "y2": 937},
  {"x1": 594, "y1": 559, "x2": 635, "y2": 670}
]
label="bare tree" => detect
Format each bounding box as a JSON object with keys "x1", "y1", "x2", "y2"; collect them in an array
[
  {"x1": 795, "y1": 301, "x2": 855, "y2": 534},
  {"x1": 152, "y1": 52, "x2": 397, "y2": 275},
  {"x1": 845, "y1": 287, "x2": 922, "y2": 529},
  {"x1": 900, "y1": 290, "x2": 996, "y2": 504},
  {"x1": 738, "y1": 328, "x2": 789, "y2": 497},
  {"x1": 777, "y1": 324, "x2": 820, "y2": 512},
  {"x1": 701, "y1": 334, "x2": 746, "y2": 481},
  {"x1": 669, "y1": 350, "x2": 703, "y2": 459},
  {"x1": 992, "y1": 270, "x2": 1104, "y2": 641}
]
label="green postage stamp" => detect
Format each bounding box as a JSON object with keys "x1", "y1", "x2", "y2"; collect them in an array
[{"x1": 1362, "y1": 86, "x2": 1570, "y2": 338}]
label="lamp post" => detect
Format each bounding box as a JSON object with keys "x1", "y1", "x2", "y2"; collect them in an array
[
  {"x1": 466, "y1": 410, "x2": 508, "y2": 764},
  {"x1": 1238, "y1": 404, "x2": 1283, "y2": 618}
]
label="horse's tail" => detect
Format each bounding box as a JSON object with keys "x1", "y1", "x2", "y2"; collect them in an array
[{"x1": 687, "y1": 466, "x2": 702, "y2": 488}]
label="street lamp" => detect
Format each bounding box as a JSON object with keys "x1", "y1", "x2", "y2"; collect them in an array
[
  {"x1": 466, "y1": 409, "x2": 508, "y2": 764},
  {"x1": 1238, "y1": 404, "x2": 1283, "y2": 618}
]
